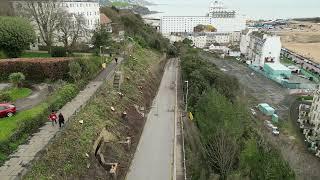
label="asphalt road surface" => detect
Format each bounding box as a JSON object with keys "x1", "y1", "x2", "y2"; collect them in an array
[{"x1": 126, "y1": 59, "x2": 178, "y2": 180}]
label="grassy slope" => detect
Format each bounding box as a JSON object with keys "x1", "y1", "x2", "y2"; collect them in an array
[{"x1": 24, "y1": 46, "x2": 162, "y2": 179}]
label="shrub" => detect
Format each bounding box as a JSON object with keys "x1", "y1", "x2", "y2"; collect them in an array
[
  {"x1": 51, "y1": 47, "x2": 67, "y2": 57},
  {"x1": 8, "y1": 72, "x2": 25, "y2": 87},
  {"x1": 0, "y1": 50, "x2": 6, "y2": 59},
  {"x1": 68, "y1": 61, "x2": 82, "y2": 82},
  {"x1": 0, "y1": 16, "x2": 35, "y2": 58},
  {"x1": 48, "y1": 84, "x2": 78, "y2": 110},
  {"x1": 0, "y1": 92, "x2": 11, "y2": 102}
]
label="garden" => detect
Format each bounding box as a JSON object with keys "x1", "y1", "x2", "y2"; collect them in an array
[{"x1": 0, "y1": 15, "x2": 114, "y2": 165}]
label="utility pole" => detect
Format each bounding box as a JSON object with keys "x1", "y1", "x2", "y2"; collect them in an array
[
  {"x1": 100, "y1": 46, "x2": 103, "y2": 65},
  {"x1": 185, "y1": 80, "x2": 189, "y2": 112}
]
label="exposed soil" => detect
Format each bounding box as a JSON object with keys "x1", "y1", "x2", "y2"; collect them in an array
[{"x1": 82, "y1": 57, "x2": 167, "y2": 180}]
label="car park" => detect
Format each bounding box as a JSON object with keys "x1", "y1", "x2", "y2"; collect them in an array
[{"x1": 0, "y1": 103, "x2": 16, "y2": 118}]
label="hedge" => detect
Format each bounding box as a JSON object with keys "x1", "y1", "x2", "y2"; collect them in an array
[{"x1": 0, "y1": 57, "x2": 73, "y2": 82}]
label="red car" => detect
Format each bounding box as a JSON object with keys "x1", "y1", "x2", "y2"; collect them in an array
[{"x1": 0, "y1": 103, "x2": 16, "y2": 118}]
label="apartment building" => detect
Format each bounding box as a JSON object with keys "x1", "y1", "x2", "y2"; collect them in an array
[
  {"x1": 160, "y1": 1, "x2": 246, "y2": 34},
  {"x1": 11, "y1": 0, "x2": 100, "y2": 30},
  {"x1": 310, "y1": 87, "x2": 320, "y2": 136},
  {"x1": 240, "y1": 30, "x2": 281, "y2": 67}
]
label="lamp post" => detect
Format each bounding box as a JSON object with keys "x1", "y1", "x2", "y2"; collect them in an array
[
  {"x1": 100, "y1": 46, "x2": 110, "y2": 64},
  {"x1": 185, "y1": 80, "x2": 189, "y2": 112},
  {"x1": 100, "y1": 46, "x2": 103, "y2": 64}
]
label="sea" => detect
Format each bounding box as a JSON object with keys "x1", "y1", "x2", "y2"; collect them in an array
[{"x1": 145, "y1": 0, "x2": 320, "y2": 20}]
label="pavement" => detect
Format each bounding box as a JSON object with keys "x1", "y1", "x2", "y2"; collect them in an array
[
  {"x1": 0, "y1": 58, "x2": 122, "y2": 180},
  {"x1": 126, "y1": 59, "x2": 179, "y2": 180}
]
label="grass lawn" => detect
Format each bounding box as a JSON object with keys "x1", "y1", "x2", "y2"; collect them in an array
[
  {"x1": 0, "y1": 103, "x2": 48, "y2": 164},
  {"x1": 21, "y1": 52, "x2": 51, "y2": 58},
  {"x1": 0, "y1": 103, "x2": 47, "y2": 142},
  {"x1": 5, "y1": 88, "x2": 32, "y2": 101}
]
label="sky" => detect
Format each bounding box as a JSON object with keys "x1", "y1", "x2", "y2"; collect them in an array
[{"x1": 146, "y1": 0, "x2": 320, "y2": 20}]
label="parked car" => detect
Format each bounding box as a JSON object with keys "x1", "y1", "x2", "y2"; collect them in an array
[{"x1": 0, "y1": 103, "x2": 16, "y2": 118}]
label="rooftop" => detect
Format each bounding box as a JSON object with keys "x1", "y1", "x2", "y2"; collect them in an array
[{"x1": 265, "y1": 63, "x2": 291, "y2": 71}]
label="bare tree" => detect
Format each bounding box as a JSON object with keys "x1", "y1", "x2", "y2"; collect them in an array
[
  {"x1": 22, "y1": 0, "x2": 63, "y2": 52},
  {"x1": 203, "y1": 130, "x2": 239, "y2": 179},
  {"x1": 56, "y1": 11, "x2": 87, "y2": 52}
]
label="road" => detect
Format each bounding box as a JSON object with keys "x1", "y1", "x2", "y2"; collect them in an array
[{"x1": 126, "y1": 59, "x2": 178, "y2": 180}]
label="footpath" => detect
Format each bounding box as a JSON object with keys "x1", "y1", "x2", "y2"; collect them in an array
[
  {"x1": 0, "y1": 59, "x2": 122, "y2": 180},
  {"x1": 126, "y1": 59, "x2": 179, "y2": 180}
]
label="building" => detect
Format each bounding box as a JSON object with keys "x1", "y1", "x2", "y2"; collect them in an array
[
  {"x1": 168, "y1": 31, "x2": 241, "y2": 49},
  {"x1": 309, "y1": 87, "x2": 320, "y2": 136},
  {"x1": 11, "y1": 0, "x2": 100, "y2": 48},
  {"x1": 143, "y1": 17, "x2": 161, "y2": 32},
  {"x1": 160, "y1": 1, "x2": 246, "y2": 34},
  {"x1": 100, "y1": 13, "x2": 113, "y2": 33},
  {"x1": 241, "y1": 30, "x2": 281, "y2": 67},
  {"x1": 11, "y1": 0, "x2": 100, "y2": 30},
  {"x1": 264, "y1": 63, "x2": 292, "y2": 78}
]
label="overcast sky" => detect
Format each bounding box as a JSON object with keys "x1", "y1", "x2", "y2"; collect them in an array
[{"x1": 148, "y1": 0, "x2": 320, "y2": 19}]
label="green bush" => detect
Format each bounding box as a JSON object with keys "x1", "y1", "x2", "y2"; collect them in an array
[
  {"x1": 49, "y1": 84, "x2": 78, "y2": 110},
  {"x1": 0, "y1": 92, "x2": 11, "y2": 102},
  {"x1": 8, "y1": 72, "x2": 25, "y2": 87},
  {"x1": 0, "y1": 50, "x2": 6, "y2": 59},
  {"x1": 51, "y1": 46, "x2": 67, "y2": 57},
  {"x1": 0, "y1": 16, "x2": 35, "y2": 58},
  {"x1": 68, "y1": 61, "x2": 82, "y2": 82}
]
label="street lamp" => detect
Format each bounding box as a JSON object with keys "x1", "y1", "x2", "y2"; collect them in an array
[
  {"x1": 185, "y1": 80, "x2": 189, "y2": 112},
  {"x1": 100, "y1": 46, "x2": 103, "y2": 64},
  {"x1": 100, "y1": 46, "x2": 110, "y2": 64}
]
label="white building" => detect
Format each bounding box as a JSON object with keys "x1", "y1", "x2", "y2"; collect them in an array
[
  {"x1": 188, "y1": 35, "x2": 207, "y2": 48},
  {"x1": 168, "y1": 31, "x2": 241, "y2": 49},
  {"x1": 160, "y1": 1, "x2": 246, "y2": 34},
  {"x1": 309, "y1": 87, "x2": 320, "y2": 136},
  {"x1": 240, "y1": 30, "x2": 281, "y2": 67},
  {"x1": 11, "y1": 0, "x2": 100, "y2": 48},
  {"x1": 11, "y1": 0, "x2": 100, "y2": 30}
]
